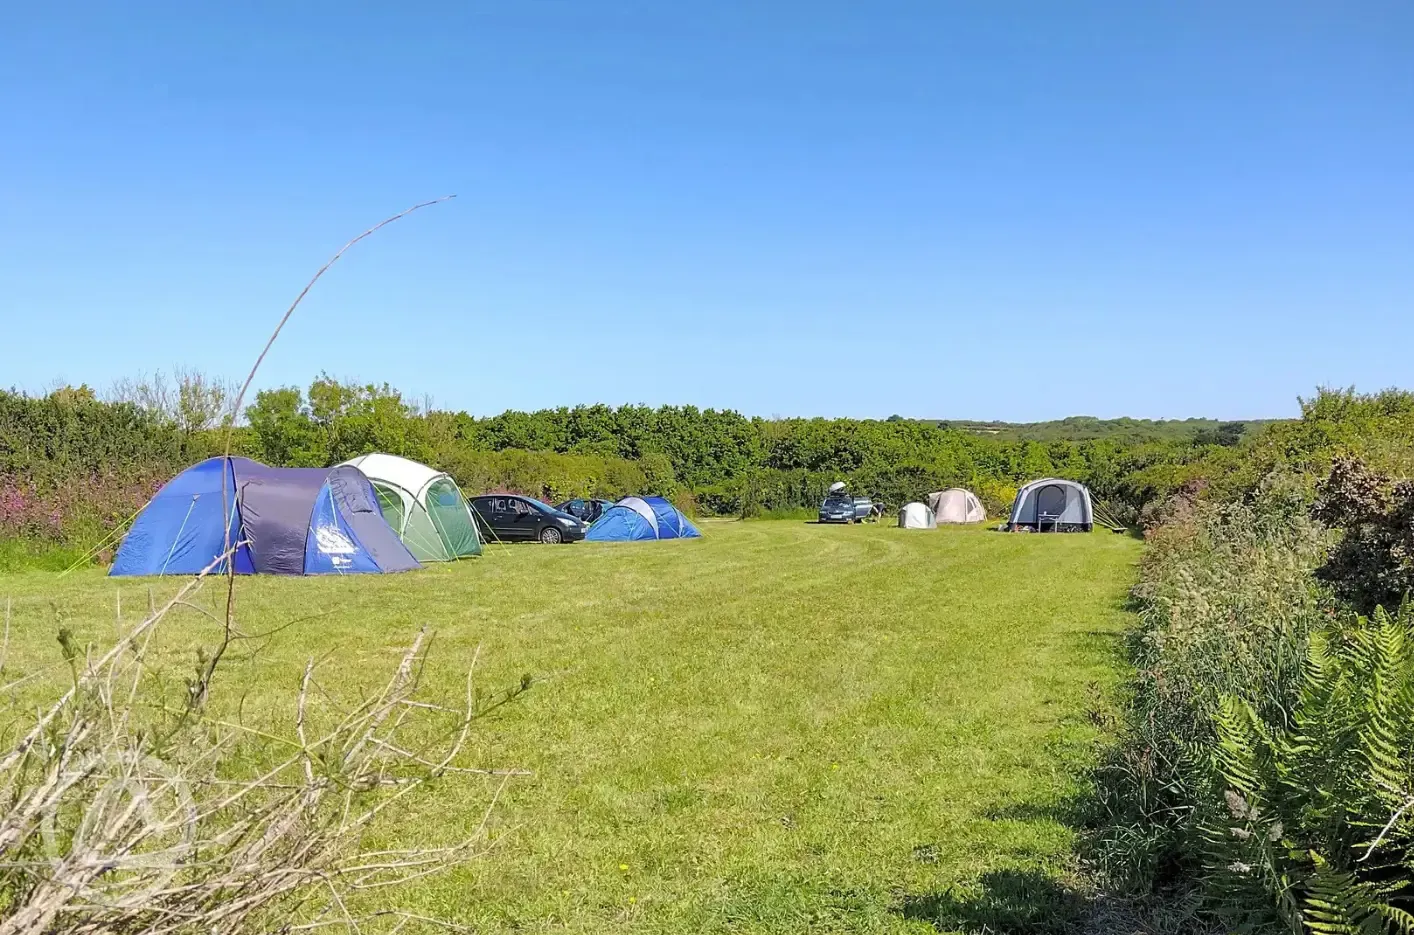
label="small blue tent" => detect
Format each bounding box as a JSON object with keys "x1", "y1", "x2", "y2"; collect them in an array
[
  {"x1": 585, "y1": 496, "x2": 702, "y2": 542},
  {"x1": 110, "y1": 457, "x2": 420, "y2": 576}
]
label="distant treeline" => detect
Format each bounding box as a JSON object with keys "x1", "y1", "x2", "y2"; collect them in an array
[
  {"x1": 923, "y1": 414, "x2": 1285, "y2": 444},
  {"x1": 213, "y1": 376, "x2": 1284, "y2": 519},
  {"x1": 0, "y1": 371, "x2": 1382, "y2": 566}
]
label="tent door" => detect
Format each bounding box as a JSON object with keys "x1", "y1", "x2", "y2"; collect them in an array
[{"x1": 1035, "y1": 485, "x2": 1067, "y2": 531}]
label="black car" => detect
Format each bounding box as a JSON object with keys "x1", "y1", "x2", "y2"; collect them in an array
[
  {"x1": 468, "y1": 494, "x2": 587, "y2": 544},
  {"x1": 555, "y1": 498, "x2": 614, "y2": 525}
]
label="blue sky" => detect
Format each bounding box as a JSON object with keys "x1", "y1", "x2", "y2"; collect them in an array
[{"x1": 2, "y1": 2, "x2": 1410, "y2": 421}]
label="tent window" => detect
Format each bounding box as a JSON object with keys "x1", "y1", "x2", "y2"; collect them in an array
[
  {"x1": 372, "y1": 482, "x2": 405, "y2": 533},
  {"x1": 402, "y1": 500, "x2": 449, "y2": 561}
]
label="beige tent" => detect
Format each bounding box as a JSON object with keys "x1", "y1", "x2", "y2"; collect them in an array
[
  {"x1": 927, "y1": 488, "x2": 986, "y2": 524},
  {"x1": 898, "y1": 502, "x2": 937, "y2": 529}
]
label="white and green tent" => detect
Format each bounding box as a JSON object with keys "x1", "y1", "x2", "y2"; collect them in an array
[{"x1": 339, "y1": 453, "x2": 482, "y2": 561}]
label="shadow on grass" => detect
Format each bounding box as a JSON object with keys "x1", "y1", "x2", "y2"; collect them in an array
[
  {"x1": 894, "y1": 739, "x2": 1207, "y2": 933},
  {"x1": 896, "y1": 555, "x2": 1206, "y2": 934},
  {"x1": 894, "y1": 867, "x2": 1086, "y2": 934}
]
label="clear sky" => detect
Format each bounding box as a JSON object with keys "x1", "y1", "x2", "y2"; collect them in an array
[{"x1": 2, "y1": 2, "x2": 1410, "y2": 421}]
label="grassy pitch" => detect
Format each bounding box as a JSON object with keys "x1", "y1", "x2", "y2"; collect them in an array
[{"x1": 1, "y1": 520, "x2": 1139, "y2": 933}]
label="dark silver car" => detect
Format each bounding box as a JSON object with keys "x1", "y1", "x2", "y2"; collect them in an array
[
  {"x1": 819, "y1": 494, "x2": 874, "y2": 523},
  {"x1": 819, "y1": 495, "x2": 854, "y2": 523}
]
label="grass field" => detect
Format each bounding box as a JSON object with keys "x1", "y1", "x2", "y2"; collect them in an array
[{"x1": 0, "y1": 521, "x2": 1140, "y2": 933}]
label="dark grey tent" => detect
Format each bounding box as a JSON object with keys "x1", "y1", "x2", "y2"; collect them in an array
[{"x1": 1007, "y1": 478, "x2": 1093, "y2": 533}]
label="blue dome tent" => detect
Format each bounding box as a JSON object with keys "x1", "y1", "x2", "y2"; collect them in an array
[
  {"x1": 586, "y1": 496, "x2": 702, "y2": 542},
  {"x1": 110, "y1": 457, "x2": 420, "y2": 576}
]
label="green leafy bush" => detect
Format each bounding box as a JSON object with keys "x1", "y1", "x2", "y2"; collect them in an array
[
  {"x1": 1314, "y1": 456, "x2": 1414, "y2": 615},
  {"x1": 1090, "y1": 390, "x2": 1414, "y2": 929},
  {"x1": 0, "y1": 389, "x2": 180, "y2": 563},
  {"x1": 433, "y1": 447, "x2": 646, "y2": 504},
  {"x1": 0, "y1": 387, "x2": 182, "y2": 483}
]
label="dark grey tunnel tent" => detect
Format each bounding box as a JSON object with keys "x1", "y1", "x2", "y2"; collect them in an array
[{"x1": 1007, "y1": 478, "x2": 1094, "y2": 533}]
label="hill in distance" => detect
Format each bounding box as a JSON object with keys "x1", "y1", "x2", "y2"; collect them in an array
[{"x1": 902, "y1": 415, "x2": 1289, "y2": 444}]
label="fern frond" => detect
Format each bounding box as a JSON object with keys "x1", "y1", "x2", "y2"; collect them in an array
[
  {"x1": 1303, "y1": 855, "x2": 1385, "y2": 935},
  {"x1": 1214, "y1": 694, "x2": 1265, "y2": 797},
  {"x1": 1356, "y1": 609, "x2": 1414, "y2": 811},
  {"x1": 1374, "y1": 903, "x2": 1414, "y2": 935}
]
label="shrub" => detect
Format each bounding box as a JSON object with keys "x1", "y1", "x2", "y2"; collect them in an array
[
  {"x1": 1090, "y1": 473, "x2": 1332, "y2": 896},
  {"x1": 434, "y1": 447, "x2": 646, "y2": 504},
  {"x1": 0, "y1": 387, "x2": 182, "y2": 483},
  {"x1": 692, "y1": 481, "x2": 743, "y2": 517},
  {"x1": 669, "y1": 489, "x2": 700, "y2": 518},
  {"x1": 0, "y1": 472, "x2": 165, "y2": 559},
  {"x1": 1314, "y1": 455, "x2": 1414, "y2": 615},
  {"x1": 0, "y1": 388, "x2": 189, "y2": 567},
  {"x1": 972, "y1": 477, "x2": 1019, "y2": 518},
  {"x1": 639, "y1": 450, "x2": 678, "y2": 497},
  {"x1": 737, "y1": 469, "x2": 835, "y2": 519}
]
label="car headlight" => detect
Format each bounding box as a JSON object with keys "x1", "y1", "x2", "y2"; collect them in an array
[{"x1": 559, "y1": 516, "x2": 578, "y2": 526}]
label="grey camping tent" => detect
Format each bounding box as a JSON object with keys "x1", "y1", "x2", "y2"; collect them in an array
[
  {"x1": 898, "y1": 502, "x2": 937, "y2": 529},
  {"x1": 1007, "y1": 478, "x2": 1093, "y2": 532}
]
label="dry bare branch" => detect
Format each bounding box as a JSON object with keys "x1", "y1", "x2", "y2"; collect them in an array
[
  {"x1": 211, "y1": 196, "x2": 456, "y2": 736},
  {"x1": 218, "y1": 197, "x2": 455, "y2": 572},
  {"x1": 0, "y1": 582, "x2": 517, "y2": 934},
  {"x1": 0, "y1": 196, "x2": 482, "y2": 933}
]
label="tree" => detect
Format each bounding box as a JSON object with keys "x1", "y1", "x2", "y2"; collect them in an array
[
  {"x1": 174, "y1": 369, "x2": 236, "y2": 434},
  {"x1": 1193, "y1": 421, "x2": 1247, "y2": 447},
  {"x1": 1216, "y1": 421, "x2": 1246, "y2": 446},
  {"x1": 45, "y1": 384, "x2": 98, "y2": 406},
  {"x1": 245, "y1": 387, "x2": 327, "y2": 467},
  {"x1": 108, "y1": 367, "x2": 237, "y2": 435},
  {"x1": 306, "y1": 375, "x2": 429, "y2": 464},
  {"x1": 639, "y1": 451, "x2": 677, "y2": 496}
]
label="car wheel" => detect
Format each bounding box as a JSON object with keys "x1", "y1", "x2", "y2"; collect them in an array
[{"x1": 539, "y1": 526, "x2": 563, "y2": 545}]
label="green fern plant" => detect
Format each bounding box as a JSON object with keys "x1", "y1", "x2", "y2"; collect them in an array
[{"x1": 1203, "y1": 605, "x2": 1414, "y2": 933}]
